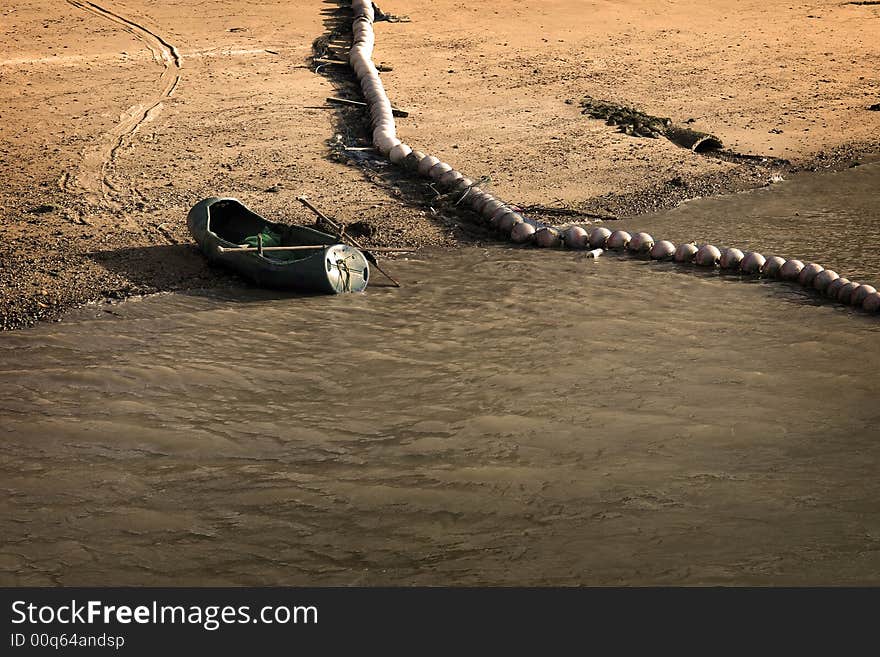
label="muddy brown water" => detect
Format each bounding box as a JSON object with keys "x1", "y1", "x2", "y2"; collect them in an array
[{"x1": 1, "y1": 164, "x2": 879, "y2": 585}]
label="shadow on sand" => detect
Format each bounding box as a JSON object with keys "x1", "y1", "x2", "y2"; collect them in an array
[{"x1": 88, "y1": 243, "x2": 395, "y2": 306}]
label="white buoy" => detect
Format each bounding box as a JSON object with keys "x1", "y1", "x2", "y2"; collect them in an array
[
  {"x1": 674, "y1": 242, "x2": 698, "y2": 263},
  {"x1": 372, "y1": 119, "x2": 395, "y2": 134},
  {"x1": 563, "y1": 226, "x2": 589, "y2": 249},
  {"x1": 405, "y1": 150, "x2": 426, "y2": 170},
  {"x1": 797, "y1": 263, "x2": 825, "y2": 287},
  {"x1": 371, "y1": 120, "x2": 394, "y2": 135},
  {"x1": 372, "y1": 110, "x2": 394, "y2": 126},
  {"x1": 489, "y1": 206, "x2": 512, "y2": 227},
  {"x1": 588, "y1": 227, "x2": 612, "y2": 249},
  {"x1": 417, "y1": 155, "x2": 440, "y2": 176},
  {"x1": 627, "y1": 232, "x2": 654, "y2": 254},
  {"x1": 388, "y1": 143, "x2": 413, "y2": 164},
  {"x1": 439, "y1": 169, "x2": 464, "y2": 188},
  {"x1": 606, "y1": 230, "x2": 631, "y2": 250},
  {"x1": 762, "y1": 256, "x2": 786, "y2": 277},
  {"x1": 837, "y1": 281, "x2": 859, "y2": 304},
  {"x1": 779, "y1": 259, "x2": 805, "y2": 281},
  {"x1": 466, "y1": 191, "x2": 485, "y2": 210},
  {"x1": 863, "y1": 292, "x2": 880, "y2": 313},
  {"x1": 740, "y1": 251, "x2": 766, "y2": 274},
  {"x1": 498, "y1": 212, "x2": 524, "y2": 233},
  {"x1": 826, "y1": 277, "x2": 849, "y2": 299},
  {"x1": 534, "y1": 227, "x2": 561, "y2": 248},
  {"x1": 344, "y1": 0, "x2": 880, "y2": 320},
  {"x1": 813, "y1": 269, "x2": 839, "y2": 293},
  {"x1": 695, "y1": 244, "x2": 721, "y2": 266},
  {"x1": 377, "y1": 125, "x2": 399, "y2": 141},
  {"x1": 852, "y1": 284, "x2": 877, "y2": 307},
  {"x1": 472, "y1": 193, "x2": 495, "y2": 213},
  {"x1": 380, "y1": 140, "x2": 401, "y2": 156},
  {"x1": 454, "y1": 177, "x2": 475, "y2": 193},
  {"x1": 649, "y1": 240, "x2": 676, "y2": 260},
  {"x1": 586, "y1": 248, "x2": 603, "y2": 258},
  {"x1": 482, "y1": 199, "x2": 506, "y2": 221},
  {"x1": 428, "y1": 161, "x2": 453, "y2": 180},
  {"x1": 511, "y1": 221, "x2": 536, "y2": 244},
  {"x1": 374, "y1": 134, "x2": 400, "y2": 155},
  {"x1": 719, "y1": 247, "x2": 745, "y2": 270},
  {"x1": 354, "y1": 62, "x2": 372, "y2": 75}
]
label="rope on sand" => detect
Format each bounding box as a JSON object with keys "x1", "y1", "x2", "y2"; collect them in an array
[{"x1": 346, "y1": 1, "x2": 880, "y2": 315}]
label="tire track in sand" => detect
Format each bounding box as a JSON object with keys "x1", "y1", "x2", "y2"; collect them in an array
[{"x1": 64, "y1": 1, "x2": 181, "y2": 208}]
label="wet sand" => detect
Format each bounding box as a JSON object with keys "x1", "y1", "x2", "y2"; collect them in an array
[{"x1": 2, "y1": 0, "x2": 880, "y2": 327}]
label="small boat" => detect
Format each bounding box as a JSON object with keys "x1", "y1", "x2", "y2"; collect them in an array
[{"x1": 187, "y1": 197, "x2": 369, "y2": 293}]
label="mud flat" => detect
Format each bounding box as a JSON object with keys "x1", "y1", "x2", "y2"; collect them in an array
[{"x1": 2, "y1": 0, "x2": 879, "y2": 328}]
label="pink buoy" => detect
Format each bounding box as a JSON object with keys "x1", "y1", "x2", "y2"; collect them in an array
[
  {"x1": 740, "y1": 251, "x2": 766, "y2": 274},
  {"x1": 417, "y1": 155, "x2": 440, "y2": 176},
  {"x1": 606, "y1": 230, "x2": 631, "y2": 250},
  {"x1": 510, "y1": 221, "x2": 536, "y2": 244},
  {"x1": 797, "y1": 263, "x2": 824, "y2": 287},
  {"x1": 863, "y1": 292, "x2": 880, "y2": 313},
  {"x1": 813, "y1": 269, "x2": 839, "y2": 293},
  {"x1": 454, "y1": 177, "x2": 475, "y2": 193},
  {"x1": 388, "y1": 143, "x2": 412, "y2": 165},
  {"x1": 487, "y1": 201, "x2": 513, "y2": 226},
  {"x1": 674, "y1": 242, "x2": 698, "y2": 263},
  {"x1": 650, "y1": 240, "x2": 676, "y2": 260},
  {"x1": 482, "y1": 199, "x2": 506, "y2": 220},
  {"x1": 826, "y1": 277, "x2": 849, "y2": 298},
  {"x1": 534, "y1": 227, "x2": 561, "y2": 248},
  {"x1": 695, "y1": 244, "x2": 721, "y2": 267},
  {"x1": 439, "y1": 169, "x2": 464, "y2": 188},
  {"x1": 852, "y1": 284, "x2": 877, "y2": 307},
  {"x1": 498, "y1": 212, "x2": 524, "y2": 233},
  {"x1": 719, "y1": 248, "x2": 745, "y2": 270},
  {"x1": 837, "y1": 281, "x2": 859, "y2": 304},
  {"x1": 405, "y1": 150, "x2": 426, "y2": 171},
  {"x1": 779, "y1": 259, "x2": 805, "y2": 281},
  {"x1": 428, "y1": 162, "x2": 453, "y2": 180},
  {"x1": 472, "y1": 193, "x2": 495, "y2": 213},
  {"x1": 762, "y1": 256, "x2": 786, "y2": 277},
  {"x1": 562, "y1": 226, "x2": 589, "y2": 249},
  {"x1": 588, "y1": 227, "x2": 612, "y2": 249},
  {"x1": 489, "y1": 206, "x2": 512, "y2": 227},
  {"x1": 466, "y1": 190, "x2": 485, "y2": 209},
  {"x1": 627, "y1": 232, "x2": 654, "y2": 253},
  {"x1": 374, "y1": 136, "x2": 400, "y2": 156},
  {"x1": 373, "y1": 117, "x2": 395, "y2": 133}
]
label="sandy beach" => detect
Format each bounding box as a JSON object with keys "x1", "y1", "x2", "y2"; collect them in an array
[
  {"x1": 3, "y1": 1, "x2": 880, "y2": 589},
  {"x1": 1, "y1": 0, "x2": 879, "y2": 327}
]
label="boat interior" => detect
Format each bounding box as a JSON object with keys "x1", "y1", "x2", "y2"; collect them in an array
[{"x1": 207, "y1": 199, "x2": 336, "y2": 261}]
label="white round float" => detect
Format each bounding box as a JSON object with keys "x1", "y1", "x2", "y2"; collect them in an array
[
  {"x1": 695, "y1": 244, "x2": 721, "y2": 267},
  {"x1": 650, "y1": 240, "x2": 676, "y2": 260},
  {"x1": 342, "y1": 1, "x2": 877, "y2": 316}
]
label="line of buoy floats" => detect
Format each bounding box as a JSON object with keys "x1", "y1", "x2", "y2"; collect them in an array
[{"x1": 347, "y1": 0, "x2": 880, "y2": 314}]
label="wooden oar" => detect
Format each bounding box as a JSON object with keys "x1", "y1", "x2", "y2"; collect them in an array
[
  {"x1": 217, "y1": 245, "x2": 412, "y2": 254},
  {"x1": 296, "y1": 196, "x2": 401, "y2": 287}
]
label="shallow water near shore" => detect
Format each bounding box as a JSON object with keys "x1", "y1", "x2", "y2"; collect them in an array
[{"x1": 1, "y1": 164, "x2": 879, "y2": 585}]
